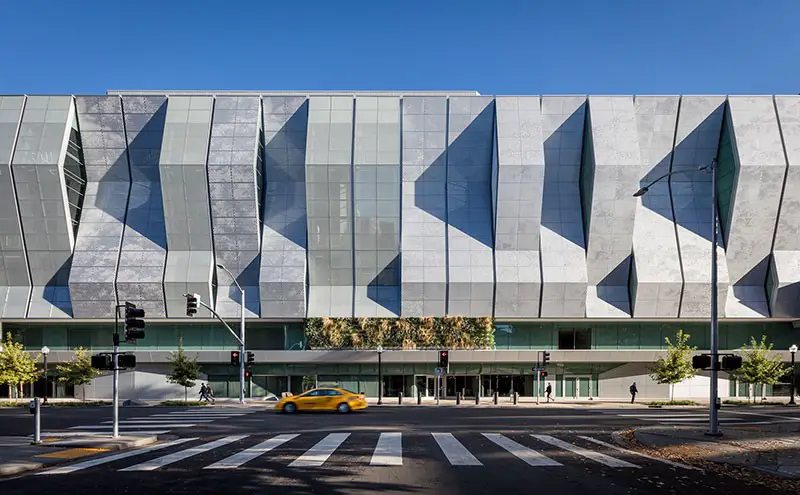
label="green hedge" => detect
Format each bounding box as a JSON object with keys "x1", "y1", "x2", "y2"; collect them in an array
[{"x1": 305, "y1": 317, "x2": 495, "y2": 350}]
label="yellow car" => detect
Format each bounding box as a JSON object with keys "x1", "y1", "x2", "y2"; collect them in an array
[{"x1": 275, "y1": 388, "x2": 368, "y2": 414}]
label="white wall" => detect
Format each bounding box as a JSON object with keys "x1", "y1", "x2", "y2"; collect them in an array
[
  {"x1": 597, "y1": 364, "x2": 731, "y2": 400},
  {"x1": 81, "y1": 365, "x2": 206, "y2": 401}
]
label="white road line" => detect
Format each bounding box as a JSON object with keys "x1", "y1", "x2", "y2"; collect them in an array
[
  {"x1": 205, "y1": 434, "x2": 299, "y2": 470},
  {"x1": 120, "y1": 435, "x2": 248, "y2": 471},
  {"x1": 725, "y1": 411, "x2": 800, "y2": 422},
  {"x1": 616, "y1": 414, "x2": 711, "y2": 418},
  {"x1": 101, "y1": 420, "x2": 214, "y2": 424},
  {"x1": 532, "y1": 435, "x2": 639, "y2": 468},
  {"x1": 153, "y1": 413, "x2": 248, "y2": 417},
  {"x1": 38, "y1": 438, "x2": 197, "y2": 475},
  {"x1": 70, "y1": 424, "x2": 197, "y2": 429},
  {"x1": 578, "y1": 436, "x2": 702, "y2": 471},
  {"x1": 288, "y1": 433, "x2": 350, "y2": 467},
  {"x1": 370, "y1": 432, "x2": 402, "y2": 466},
  {"x1": 36, "y1": 431, "x2": 170, "y2": 437},
  {"x1": 482, "y1": 433, "x2": 561, "y2": 467},
  {"x1": 431, "y1": 433, "x2": 482, "y2": 466}
]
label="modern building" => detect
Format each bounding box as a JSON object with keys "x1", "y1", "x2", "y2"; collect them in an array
[{"x1": 0, "y1": 91, "x2": 797, "y2": 401}]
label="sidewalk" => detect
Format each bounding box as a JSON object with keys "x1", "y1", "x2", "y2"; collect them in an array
[
  {"x1": 615, "y1": 420, "x2": 800, "y2": 484},
  {"x1": 0, "y1": 435, "x2": 158, "y2": 477}
]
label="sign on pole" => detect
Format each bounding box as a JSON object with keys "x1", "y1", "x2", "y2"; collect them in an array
[{"x1": 434, "y1": 367, "x2": 444, "y2": 376}]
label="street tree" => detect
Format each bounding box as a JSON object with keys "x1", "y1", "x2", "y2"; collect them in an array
[
  {"x1": 0, "y1": 333, "x2": 41, "y2": 400},
  {"x1": 649, "y1": 329, "x2": 697, "y2": 401},
  {"x1": 732, "y1": 335, "x2": 790, "y2": 402},
  {"x1": 166, "y1": 338, "x2": 200, "y2": 402},
  {"x1": 56, "y1": 347, "x2": 100, "y2": 401}
]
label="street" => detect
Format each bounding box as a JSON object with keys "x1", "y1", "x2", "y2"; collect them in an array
[{"x1": 1, "y1": 405, "x2": 798, "y2": 494}]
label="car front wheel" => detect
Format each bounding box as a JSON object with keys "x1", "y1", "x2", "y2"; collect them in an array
[{"x1": 283, "y1": 402, "x2": 297, "y2": 413}]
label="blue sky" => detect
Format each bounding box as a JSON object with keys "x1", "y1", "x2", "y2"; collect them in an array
[{"x1": 1, "y1": 0, "x2": 798, "y2": 95}]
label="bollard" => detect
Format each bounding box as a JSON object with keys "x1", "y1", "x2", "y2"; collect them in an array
[
  {"x1": 32, "y1": 397, "x2": 41, "y2": 445},
  {"x1": 398, "y1": 392, "x2": 403, "y2": 405},
  {"x1": 456, "y1": 392, "x2": 461, "y2": 405},
  {"x1": 493, "y1": 391, "x2": 498, "y2": 405},
  {"x1": 513, "y1": 392, "x2": 518, "y2": 405},
  {"x1": 475, "y1": 393, "x2": 480, "y2": 405},
  {"x1": 417, "y1": 389, "x2": 422, "y2": 405}
]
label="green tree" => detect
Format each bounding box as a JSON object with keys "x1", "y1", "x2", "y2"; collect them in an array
[
  {"x1": 732, "y1": 335, "x2": 790, "y2": 403},
  {"x1": 649, "y1": 329, "x2": 698, "y2": 401},
  {"x1": 0, "y1": 333, "x2": 41, "y2": 400},
  {"x1": 56, "y1": 347, "x2": 100, "y2": 401},
  {"x1": 166, "y1": 339, "x2": 200, "y2": 402}
]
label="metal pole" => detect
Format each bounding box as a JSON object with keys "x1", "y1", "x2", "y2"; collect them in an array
[
  {"x1": 113, "y1": 306, "x2": 120, "y2": 438},
  {"x1": 43, "y1": 354, "x2": 48, "y2": 404},
  {"x1": 707, "y1": 159, "x2": 721, "y2": 437},
  {"x1": 377, "y1": 350, "x2": 383, "y2": 405},
  {"x1": 790, "y1": 351, "x2": 797, "y2": 406},
  {"x1": 239, "y1": 288, "x2": 245, "y2": 404},
  {"x1": 536, "y1": 373, "x2": 540, "y2": 405},
  {"x1": 33, "y1": 397, "x2": 41, "y2": 444}
]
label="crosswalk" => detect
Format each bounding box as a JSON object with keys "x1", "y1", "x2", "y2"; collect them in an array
[
  {"x1": 37, "y1": 431, "x2": 700, "y2": 475},
  {"x1": 40, "y1": 408, "x2": 254, "y2": 437}
]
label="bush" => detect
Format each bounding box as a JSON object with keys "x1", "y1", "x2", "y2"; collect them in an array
[
  {"x1": 647, "y1": 400, "x2": 697, "y2": 406},
  {"x1": 723, "y1": 399, "x2": 786, "y2": 406},
  {"x1": 0, "y1": 402, "x2": 26, "y2": 407},
  {"x1": 159, "y1": 400, "x2": 209, "y2": 407}
]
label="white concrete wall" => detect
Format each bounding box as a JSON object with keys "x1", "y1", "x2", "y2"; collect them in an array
[
  {"x1": 598, "y1": 363, "x2": 731, "y2": 399},
  {"x1": 81, "y1": 364, "x2": 206, "y2": 401}
]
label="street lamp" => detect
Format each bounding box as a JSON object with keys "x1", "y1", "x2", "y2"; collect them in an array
[
  {"x1": 633, "y1": 159, "x2": 722, "y2": 436},
  {"x1": 377, "y1": 345, "x2": 384, "y2": 405},
  {"x1": 41, "y1": 346, "x2": 50, "y2": 404},
  {"x1": 790, "y1": 345, "x2": 798, "y2": 406},
  {"x1": 217, "y1": 263, "x2": 246, "y2": 404}
]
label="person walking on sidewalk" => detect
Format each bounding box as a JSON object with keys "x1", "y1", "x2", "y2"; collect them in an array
[
  {"x1": 545, "y1": 383, "x2": 553, "y2": 403},
  {"x1": 629, "y1": 382, "x2": 638, "y2": 403},
  {"x1": 206, "y1": 384, "x2": 216, "y2": 404},
  {"x1": 199, "y1": 383, "x2": 209, "y2": 402}
]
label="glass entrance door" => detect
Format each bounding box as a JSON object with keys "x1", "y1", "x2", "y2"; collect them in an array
[{"x1": 562, "y1": 375, "x2": 592, "y2": 398}]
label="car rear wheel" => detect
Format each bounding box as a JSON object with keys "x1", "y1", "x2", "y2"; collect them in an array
[
  {"x1": 337, "y1": 402, "x2": 350, "y2": 414},
  {"x1": 283, "y1": 402, "x2": 297, "y2": 413}
]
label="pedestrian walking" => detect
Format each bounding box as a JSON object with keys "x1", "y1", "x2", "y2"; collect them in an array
[
  {"x1": 545, "y1": 383, "x2": 553, "y2": 403},
  {"x1": 629, "y1": 382, "x2": 638, "y2": 403},
  {"x1": 207, "y1": 384, "x2": 216, "y2": 404},
  {"x1": 199, "y1": 383, "x2": 208, "y2": 402}
]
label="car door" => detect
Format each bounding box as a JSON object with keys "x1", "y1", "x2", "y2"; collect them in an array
[{"x1": 296, "y1": 390, "x2": 322, "y2": 411}]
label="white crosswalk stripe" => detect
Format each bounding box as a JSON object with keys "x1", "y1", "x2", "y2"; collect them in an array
[
  {"x1": 578, "y1": 436, "x2": 701, "y2": 471},
  {"x1": 432, "y1": 432, "x2": 482, "y2": 466},
  {"x1": 37, "y1": 438, "x2": 197, "y2": 475},
  {"x1": 482, "y1": 433, "x2": 562, "y2": 467},
  {"x1": 120, "y1": 435, "x2": 249, "y2": 471},
  {"x1": 288, "y1": 433, "x2": 351, "y2": 467},
  {"x1": 70, "y1": 424, "x2": 198, "y2": 429},
  {"x1": 205, "y1": 434, "x2": 299, "y2": 470},
  {"x1": 101, "y1": 420, "x2": 214, "y2": 424},
  {"x1": 58, "y1": 408, "x2": 253, "y2": 435},
  {"x1": 532, "y1": 435, "x2": 639, "y2": 468},
  {"x1": 370, "y1": 432, "x2": 402, "y2": 466}
]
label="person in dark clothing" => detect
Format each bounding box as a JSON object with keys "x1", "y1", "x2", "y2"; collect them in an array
[
  {"x1": 545, "y1": 384, "x2": 553, "y2": 403},
  {"x1": 199, "y1": 383, "x2": 208, "y2": 402},
  {"x1": 630, "y1": 382, "x2": 638, "y2": 403}
]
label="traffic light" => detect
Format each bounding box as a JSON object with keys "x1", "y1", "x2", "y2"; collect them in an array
[
  {"x1": 186, "y1": 293, "x2": 199, "y2": 316},
  {"x1": 91, "y1": 354, "x2": 113, "y2": 370},
  {"x1": 245, "y1": 367, "x2": 252, "y2": 380},
  {"x1": 722, "y1": 355, "x2": 743, "y2": 371},
  {"x1": 542, "y1": 351, "x2": 550, "y2": 365},
  {"x1": 540, "y1": 371, "x2": 548, "y2": 378},
  {"x1": 231, "y1": 351, "x2": 241, "y2": 366},
  {"x1": 118, "y1": 354, "x2": 137, "y2": 368},
  {"x1": 438, "y1": 350, "x2": 449, "y2": 369},
  {"x1": 124, "y1": 302, "x2": 145, "y2": 341},
  {"x1": 692, "y1": 354, "x2": 712, "y2": 370},
  {"x1": 246, "y1": 351, "x2": 255, "y2": 365}
]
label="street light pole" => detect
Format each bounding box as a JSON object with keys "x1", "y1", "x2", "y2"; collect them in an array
[
  {"x1": 217, "y1": 264, "x2": 245, "y2": 404},
  {"x1": 377, "y1": 345, "x2": 384, "y2": 405},
  {"x1": 790, "y1": 345, "x2": 798, "y2": 406},
  {"x1": 41, "y1": 346, "x2": 50, "y2": 404}
]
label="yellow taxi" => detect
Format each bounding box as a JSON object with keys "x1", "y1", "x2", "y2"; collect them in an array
[{"x1": 275, "y1": 387, "x2": 368, "y2": 414}]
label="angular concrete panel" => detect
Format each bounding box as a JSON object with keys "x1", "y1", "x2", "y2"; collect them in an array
[
  {"x1": 582, "y1": 96, "x2": 640, "y2": 317},
  {"x1": 540, "y1": 96, "x2": 588, "y2": 317},
  {"x1": 767, "y1": 95, "x2": 800, "y2": 316},
  {"x1": 306, "y1": 96, "x2": 354, "y2": 317},
  {"x1": 447, "y1": 96, "x2": 495, "y2": 316},
  {"x1": 159, "y1": 96, "x2": 214, "y2": 317},
  {"x1": 208, "y1": 96, "x2": 262, "y2": 318},
  {"x1": 721, "y1": 96, "x2": 786, "y2": 317},
  {"x1": 671, "y1": 96, "x2": 730, "y2": 318},
  {"x1": 260, "y1": 97, "x2": 308, "y2": 318},
  {"x1": 69, "y1": 96, "x2": 129, "y2": 317},
  {"x1": 630, "y1": 96, "x2": 682, "y2": 317},
  {"x1": 493, "y1": 96, "x2": 543, "y2": 318},
  {"x1": 116, "y1": 96, "x2": 168, "y2": 317},
  {"x1": 353, "y1": 96, "x2": 400, "y2": 317},
  {"x1": 402, "y1": 96, "x2": 447, "y2": 316},
  {"x1": 12, "y1": 96, "x2": 78, "y2": 318},
  {"x1": 0, "y1": 96, "x2": 30, "y2": 317}
]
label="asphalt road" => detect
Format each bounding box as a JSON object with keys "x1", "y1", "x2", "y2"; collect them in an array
[{"x1": 1, "y1": 405, "x2": 797, "y2": 494}]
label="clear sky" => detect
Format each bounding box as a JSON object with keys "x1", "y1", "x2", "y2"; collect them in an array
[{"x1": 1, "y1": 0, "x2": 798, "y2": 95}]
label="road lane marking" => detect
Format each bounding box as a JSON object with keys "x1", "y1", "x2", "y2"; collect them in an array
[
  {"x1": 120, "y1": 435, "x2": 248, "y2": 471},
  {"x1": 288, "y1": 433, "x2": 350, "y2": 467},
  {"x1": 70, "y1": 424, "x2": 197, "y2": 429},
  {"x1": 431, "y1": 433, "x2": 482, "y2": 466},
  {"x1": 482, "y1": 434, "x2": 561, "y2": 467},
  {"x1": 532, "y1": 435, "x2": 639, "y2": 468},
  {"x1": 38, "y1": 438, "x2": 196, "y2": 475},
  {"x1": 38, "y1": 430, "x2": 170, "y2": 437},
  {"x1": 205, "y1": 434, "x2": 299, "y2": 469},
  {"x1": 578, "y1": 436, "x2": 702, "y2": 471},
  {"x1": 370, "y1": 432, "x2": 402, "y2": 466},
  {"x1": 101, "y1": 420, "x2": 214, "y2": 424}
]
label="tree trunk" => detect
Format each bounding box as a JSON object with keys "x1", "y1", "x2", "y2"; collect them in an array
[
  {"x1": 184, "y1": 387, "x2": 187, "y2": 403},
  {"x1": 670, "y1": 383, "x2": 674, "y2": 402},
  {"x1": 83, "y1": 385, "x2": 86, "y2": 402}
]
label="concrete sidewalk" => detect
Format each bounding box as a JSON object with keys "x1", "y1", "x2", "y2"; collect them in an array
[
  {"x1": 0, "y1": 435, "x2": 158, "y2": 477},
  {"x1": 617, "y1": 421, "x2": 800, "y2": 481}
]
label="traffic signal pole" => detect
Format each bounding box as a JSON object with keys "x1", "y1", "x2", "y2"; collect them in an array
[
  {"x1": 113, "y1": 304, "x2": 123, "y2": 438},
  {"x1": 239, "y1": 288, "x2": 246, "y2": 404}
]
